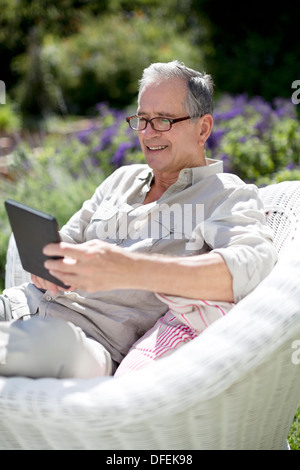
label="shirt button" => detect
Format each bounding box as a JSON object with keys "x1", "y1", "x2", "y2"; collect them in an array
[{"x1": 45, "y1": 295, "x2": 52, "y2": 301}]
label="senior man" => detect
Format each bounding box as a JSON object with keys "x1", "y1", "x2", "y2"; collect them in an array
[{"x1": 0, "y1": 61, "x2": 277, "y2": 378}]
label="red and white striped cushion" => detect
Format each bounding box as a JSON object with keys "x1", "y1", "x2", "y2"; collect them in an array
[{"x1": 115, "y1": 296, "x2": 233, "y2": 377}]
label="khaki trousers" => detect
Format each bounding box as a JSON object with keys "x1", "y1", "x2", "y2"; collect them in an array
[{"x1": 0, "y1": 290, "x2": 114, "y2": 379}]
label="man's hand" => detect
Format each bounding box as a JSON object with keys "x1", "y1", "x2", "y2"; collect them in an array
[
  {"x1": 31, "y1": 274, "x2": 62, "y2": 296},
  {"x1": 43, "y1": 239, "x2": 234, "y2": 301},
  {"x1": 43, "y1": 240, "x2": 131, "y2": 292}
]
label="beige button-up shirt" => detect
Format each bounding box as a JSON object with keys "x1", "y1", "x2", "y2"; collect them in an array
[{"x1": 35, "y1": 160, "x2": 276, "y2": 363}]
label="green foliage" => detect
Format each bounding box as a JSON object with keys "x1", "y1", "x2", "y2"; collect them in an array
[
  {"x1": 1, "y1": 0, "x2": 298, "y2": 121},
  {"x1": 38, "y1": 13, "x2": 205, "y2": 114},
  {"x1": 205, "y1": 94, "x2": 300, "y2": 185},
  {"x1": 288, "y1": 402, "x2": 300, "y2": 451},
  {"x1": 192, "y1": 0, "x2": 300, "y2": 102},
  {"x1": 3, "y1": 1, "x2": 210, "y2": 120},
  {"x1": 0, "y1": 98, "x2": 21, "y2": 132},
  {"x1": 0, "y1": 0, "x2": 89, "y2": 46}
]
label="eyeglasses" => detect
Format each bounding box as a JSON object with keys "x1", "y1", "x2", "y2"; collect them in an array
[{"x1": 126, "y1": 115, "x2": 191, "y2": 132}]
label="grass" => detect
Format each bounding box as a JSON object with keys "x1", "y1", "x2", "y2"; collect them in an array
[{"x1": 288, "y1": 402, "x2": 300, "y2": 450}]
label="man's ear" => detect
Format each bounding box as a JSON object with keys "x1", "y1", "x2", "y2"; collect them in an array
[{"x1": 198, "y1": 114, "x2": 214, "y2": 145}]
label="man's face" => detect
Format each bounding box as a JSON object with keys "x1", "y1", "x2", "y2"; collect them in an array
[{"x1": 137, "y1": 79, "x2": 205, "y2": 176}]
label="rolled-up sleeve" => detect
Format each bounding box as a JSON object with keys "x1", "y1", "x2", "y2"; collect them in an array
[{"x1": 204, "y1": 183, "x2": 278, "y2": 303}]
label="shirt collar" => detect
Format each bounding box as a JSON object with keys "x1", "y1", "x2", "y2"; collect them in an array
[
  {"x1": 191, "y1": 158, "x2": 223, "y2": 183},
  {"x1": 138, "y1": 158, "x2": 223, "y2": 187},
  {"x1": 177, "y1": 158, "x2": 223, "y2": 186},
  {"x1": 138, "y1": 167, "x2": 155, "y2": 187}
]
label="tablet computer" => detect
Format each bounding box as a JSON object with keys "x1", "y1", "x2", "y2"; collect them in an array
[{"x1": 5, "y1": 199, "x2": 70, "y2": 289}]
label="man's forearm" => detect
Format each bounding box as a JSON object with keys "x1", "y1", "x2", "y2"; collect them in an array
[
  {"x1": 43, "y1": 241, "x2": 234, "y2": 301},
  {"x1": 128, "y1": 251, "x2": 234, "y2": 302}
]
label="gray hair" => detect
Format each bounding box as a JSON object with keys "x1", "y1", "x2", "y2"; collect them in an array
[{"x1": 138, "y1": 60, "x2": 214, "y2": 118}]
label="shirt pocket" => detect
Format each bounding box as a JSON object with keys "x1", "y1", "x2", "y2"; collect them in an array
[
  {"x1": 91, "y1": 201, "x2": 119, "y2": 221},
  {"x1": 86, "y1": 201, "x2": 120, "y2": 241}
]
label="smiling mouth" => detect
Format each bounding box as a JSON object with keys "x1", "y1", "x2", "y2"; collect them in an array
[{"x1": 147, "y1": 145, "x2": 168, "y2": 151}]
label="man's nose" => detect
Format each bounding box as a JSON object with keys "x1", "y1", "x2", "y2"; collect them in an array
[{"x1": 143, "y1": 122, "x2": 161, "y2": 137}]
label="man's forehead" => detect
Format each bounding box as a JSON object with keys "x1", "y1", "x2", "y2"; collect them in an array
[
  {"x1": 138, "y1": 80, "x2": 187, "y2": 114},
  {"x1": 139, "y1": 78, "x2": 187, "y2": 96}
]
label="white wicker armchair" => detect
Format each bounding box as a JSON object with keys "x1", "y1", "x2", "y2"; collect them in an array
[{"x1": 1, "y1": 181, "x2": 300, "y2": 450}]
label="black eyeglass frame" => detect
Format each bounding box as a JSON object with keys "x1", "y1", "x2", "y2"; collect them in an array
[{"x1": 126, "y1": 115, "x2": 192, "y2": 132}]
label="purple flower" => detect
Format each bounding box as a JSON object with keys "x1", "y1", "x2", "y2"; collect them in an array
[
  {"x1": 91, "y1": 142, "x2": 104, "y2": 153},
  {"x1": 254, "y1": 117, "x2": 271, "y2": 135},
  {"x1": 214, "y1": 107, "x2": 243, "y2": 122},
  {"x1": 213, "y1": 94, "x2": 247, "y2": 123},
  {"x1": 131, "y1": 135, "x2": 140, "y2": 149},
  {"x1": 97, "y1": 124, "x2": 118, "y2": 151},
  {"x1": 249, "y1": 96, "x2": 272, "y2": 115},
  {"x1": 111, "y1": 109, "x2": 126, "y2": 121},
  {"x1": 77, "y1": 126, "x2": 96, "y2": 144},
  {"x1": 112, "y1": 141, "x2": 134, "y2": 167},
  {"x1": 206, "y1": 128, "x2": 226, "y2": 150},
  {"x1": 273, "y1": 98, "x2": 297, "y2": 119},
  {"x1": 95, "y1": 102, "x2": 110, "y2": 116},
  {"x1": 287, "y1": 162, "x2": 296, "y2": 170}
]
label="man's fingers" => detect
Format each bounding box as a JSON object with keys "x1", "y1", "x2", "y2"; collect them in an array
[
  {"x1": 31, "y1": 274, "x2": 60, "y2": 295},
  {"x1": 44, "y1": 255, "x2": 77, "y2": 272},
  {"x1": 43, "y1": 242, "x2": 95, "y2": 261}
]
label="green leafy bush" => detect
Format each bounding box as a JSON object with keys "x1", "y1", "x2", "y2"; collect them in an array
[
  {"x1": 35, "y1": 13, "x2": 205, "y2": 114},
  {"x1": 0, "y1": 98, "x2": 21, "y2": 133},
  {"x1": 205, "y1": 94, "x2": 300, "y2": 185}
]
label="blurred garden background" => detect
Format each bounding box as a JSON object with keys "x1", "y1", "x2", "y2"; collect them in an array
[{"x1": 0, "y1": 0, "x2": 299, "y2": 448}]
